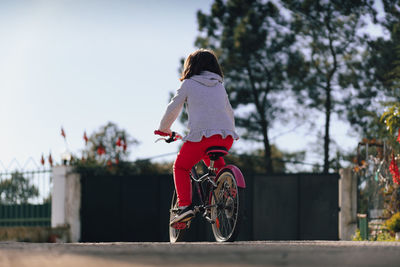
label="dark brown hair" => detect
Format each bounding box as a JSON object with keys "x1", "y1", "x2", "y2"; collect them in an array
[{"x1": 180, "y1": 49, "x2": 224, "y2": 81}]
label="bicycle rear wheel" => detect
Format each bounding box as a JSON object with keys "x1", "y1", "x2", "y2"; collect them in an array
[
  {"x1": 169, "y1": 190, "x2": 186, "y2": 243},
  {"x1": 210, "y1": 169, "x2": 244, "y2": 242}
]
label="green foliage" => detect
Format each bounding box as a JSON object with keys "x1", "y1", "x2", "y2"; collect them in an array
[
  {"x1": 73, "y1": 158, "x2": 171, "y2": 177},
  {"x1": 73, "y1": 122, "x2": 140, "y2": 176},
  {"x1": 380, "y1": 102, "x2": 400, "y2": 161},
  {"x1": 72, "y1": 121, "x2": 175, "y2": 176},
  {"x1": 82, "y1": 121, "x2": 139, "y2": 165},
  {"x1": 283, "y1": 0, "x2": 373, "y2": 173},
  {"x1": 374, "y1": 231, "x2": 395, "y2": 241},
  {"x1": 190, "y1": 0, "x2": 399, "y2": 175},
  {"x1": 382, "y1": 184, "x2": 400, "y2": 217},
  {"x1": 385, "y1": 212, "x2": 400, "y2": 232},
  {"x1": 347, "y1": 1, "x2": 400, "y2": 143},
  {"x1": 0, "y1": 172, "x2": 39, "y2": 204},
  {"x1": 195, "y1": 0, "x2": 299, "y2": 173},
  {"x1": 381, "y1": 102, "x2": 400, "y2": 135},
  {"x1": 225, "y1": 147, "x2": 303, "y2": 174},
  {"x1": 352, "y1": 229, "x2": 364, "y2": 241},
  {"x1": 352, "y1": 227, "x2": 395, "y2": 241}
]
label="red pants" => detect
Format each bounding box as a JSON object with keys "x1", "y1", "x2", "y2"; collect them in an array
[{"x1": 173, "y1": 134, "x2": 234, "y2": 207}]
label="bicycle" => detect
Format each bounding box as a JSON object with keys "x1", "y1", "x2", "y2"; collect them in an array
[{"x1": 154, "y1": 130, "x2": 246, "y2": 243}]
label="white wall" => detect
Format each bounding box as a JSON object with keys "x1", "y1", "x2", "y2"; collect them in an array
[
  {"x1": 339, "y1": 167, "x2": 358, "y2": 240},
  {"x1": 51, "y1": 166, "x2": 81, "y2": 242}
]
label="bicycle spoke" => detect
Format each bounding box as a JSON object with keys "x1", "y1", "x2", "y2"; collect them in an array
[
  {"x1": 220, "y1": 215, "x2": 228, "y2": 235},
  {"x1": 222, "y1": 216, "x2": 231, "y2": 235},
  {"x1": 211, "y1": 170, "x2": 243, "y2": 242}
]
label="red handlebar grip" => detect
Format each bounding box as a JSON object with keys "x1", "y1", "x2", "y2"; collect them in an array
[{"x1": 154, "y1": 130, "x2": 170, "y2": 136}]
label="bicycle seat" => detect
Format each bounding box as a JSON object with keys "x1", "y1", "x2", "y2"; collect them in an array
[{"x1": 206, "y1": 146, "x2": 229, "y2": 161}]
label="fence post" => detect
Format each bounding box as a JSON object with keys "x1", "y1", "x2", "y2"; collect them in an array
[
  {"x1": 339, "y1": 167, "x2": 358, "y2": 240},
  {"x1": 51, "y1": 166, "x2": 81, "y2": 242},
  {"x1": 51, "y1": 166, "x2": 66, "y2": 227},
  {"x1": 357, "y1": 214, "x2": 369, "y2": 240}
]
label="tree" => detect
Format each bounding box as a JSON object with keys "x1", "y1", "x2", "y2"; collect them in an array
[
  {"x1": 74, "y1": 121, "x2": 151, "y2": 176},
  {"x1": 348, "y1": 0, "x2": 400, "y2": 218},
  {"x1": 282, "y1": 0, "x2": 374, "y2": 173},
  {"x1": 344, "y1": 1, "x2": 399, "y2": 144},
  {"x1": 82, "y1": 121, "x2": 139, "y2": 165},
  {"x1": 195, "y1": 0, "x2": 298, "y2": 173},
  {"x1": 0, "y1": 172, "x2": 39, "y2": 204},
  {"x1": 226, "y1": 146, "x2": 306, "y2": 174}
]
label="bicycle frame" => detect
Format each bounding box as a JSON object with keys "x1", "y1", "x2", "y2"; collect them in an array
[
  {"x1": 190, "y1": 165, "x2": 214, "y2": 207},
  {"x1": 155, "y1": 130, "x2": 246, "y2": 239},
  {"x1": 189, "y1": 161, "x2": 246, "y2": 221},
  {"x1": 187, "y1": 165, "x2": 216, "y2": 224}
]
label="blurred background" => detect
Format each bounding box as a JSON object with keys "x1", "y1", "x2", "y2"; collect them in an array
[
  {"x1": 0, "y1": 0, "x2": 399, "y2": 242},
  {"x1": 0, "y1": 0, "x2": 214, "y2": 169},
  {"x1": 1, "y1": 0, "x2": 393, "y2": 173}
]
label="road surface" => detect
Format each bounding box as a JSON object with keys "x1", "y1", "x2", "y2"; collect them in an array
[{"x1": 0, "y1": 241, "x2": 399, "y2": 267}]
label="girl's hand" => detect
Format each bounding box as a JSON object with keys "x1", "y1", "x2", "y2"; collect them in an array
[
  {"x1": 154, "y1": 129, "x2": 172, "y2": 136},
  {"x1": 154, "y1": 130, "x2": 182, "y2": 143}
]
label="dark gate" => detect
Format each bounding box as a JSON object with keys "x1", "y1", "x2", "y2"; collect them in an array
[
  {"x1": 80, "y1": 173, "x2": 339, "y2": 242},
  {"x1": 80, "y1": 174, "x2": 174, "y2": 242},
  {"x1": 250, "y1": 173, "x2": 339, "y2": 240}
]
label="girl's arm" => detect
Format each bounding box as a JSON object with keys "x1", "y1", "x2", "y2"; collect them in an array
[
  {"x1": 225, "y1": 93, "x2": 235, "y2": 123},
  {"x1": 158, "y1": 83, "x2": 187, "y2": 133}
]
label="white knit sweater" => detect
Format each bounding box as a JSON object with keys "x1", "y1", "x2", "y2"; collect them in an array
[{"x1": 158, "y1": 71, "x2": 239, "y2": 142}]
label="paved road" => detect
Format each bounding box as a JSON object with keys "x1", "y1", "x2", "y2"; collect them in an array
[{"x1": 0, "y1": 241, "x2": 399, "y2": 267}]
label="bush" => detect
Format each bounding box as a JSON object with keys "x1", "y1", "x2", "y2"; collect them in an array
[
  {"x1": 385, "y1": 212, "x2": 400, "y2": 233},
  {"x1": 375, "y1": 231, "x2": 395, "y2": 241},
  {"x1": 352, "y1": 229, "x2": 364, "y2": 241},
  {"x1": 352, "y1": 228, "x2": 395, "y2": 241}
]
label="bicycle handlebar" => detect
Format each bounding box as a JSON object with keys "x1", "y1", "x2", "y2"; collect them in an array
[{"x1": 154, "y1": 130, "x2": 182, "y2": 143}]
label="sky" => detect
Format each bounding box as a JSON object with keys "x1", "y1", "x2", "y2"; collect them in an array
[{"x1": 0, "y1": 0, "x2": 385, "y2": 171}]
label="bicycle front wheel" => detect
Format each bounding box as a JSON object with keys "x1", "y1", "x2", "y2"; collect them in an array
[{"x1": 210, "y1": 170, "x2": 244, "y2": 242}]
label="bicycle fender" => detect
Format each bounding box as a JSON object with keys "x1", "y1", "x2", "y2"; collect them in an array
[{"x1": 217, "y1": 165, "x2": 246, "y2": 188}]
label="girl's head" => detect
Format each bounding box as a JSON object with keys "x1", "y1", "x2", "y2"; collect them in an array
[{"x1": 180, "y1": 49, "x2": 223, "y2": 81}]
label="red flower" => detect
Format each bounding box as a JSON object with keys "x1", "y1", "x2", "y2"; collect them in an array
[
  {"x1": 83, "y1": 131, "x2": 88, "y2": 145},
  {"x1": 40, "y1": 154, "x2": 45, "y2": 166},
  {"x1": 123, "y1": 143, "x2": 127, "y2": 152},
  {"x1": 397, "y1": 128, "x2": 400, "y2": 144},
  {"x1": 61, "y1": 127, "x2": 66, "y2": 138},
  {"x1": 48, "y1": 153, "x2": 53, "y2": 166},
  {"x1": 116, "y1": 137, "x2": 122, "y2": 147},
  {"x1": 107, "y1": 160, "x2": 112, "y2": 167},
  {"x1": 389, "y1": 153, "x2": 400, "y2": 185},
  {"x1": 97, "y1": 145, "x2": 106, "y2": 155}
]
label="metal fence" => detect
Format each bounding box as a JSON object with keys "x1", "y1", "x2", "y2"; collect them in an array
[{"x1": 0, "y1": 168, "x2": 52, "y2": 226}]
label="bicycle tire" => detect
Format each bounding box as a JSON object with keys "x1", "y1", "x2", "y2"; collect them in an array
[
  {"x1": 169, "y1": 190, "x2": 186, "y2": 243},
  {"x1": 210, "y1": 169, "x2": 244, "y2": 242}
]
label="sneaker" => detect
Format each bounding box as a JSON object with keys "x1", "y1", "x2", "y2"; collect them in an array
[{"x1": 170, "y1": 206, "x2": 195, "y2": 226}]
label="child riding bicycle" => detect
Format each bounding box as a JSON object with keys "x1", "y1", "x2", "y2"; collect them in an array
[{"x1": 156, "y1": 49, "x2": 239, "y2": 226}]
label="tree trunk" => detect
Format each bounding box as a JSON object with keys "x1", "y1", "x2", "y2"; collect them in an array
[
  {"x1": 259, "y1": 113, "x2": 274, "y2": 173},
  {"x1": 323, "y1": 85, "x2": 331, "y2": 173},
  {"x1": 323, "y1": 12, "x2": 336, "y2": 174},
  {"x1": 262, "y1": 124, "x2": 274, "y2": 174},
  {"x1": 246, "y1": 65, "x2": 274, "y2": 174}
]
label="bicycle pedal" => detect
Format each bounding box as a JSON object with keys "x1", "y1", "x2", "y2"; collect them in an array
[
  {"x1": 205, "y1": 216, "x2": 215, "y2": 224},
  {"x1": 171, "y1": 222, "x2": 187, "y2": 230},
  {"x1": 193, "y1": 206, "x2": 201, "y2": 214},
  {"x1": 202, "y1": 212, "x2": 215, "y2": 224}
]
